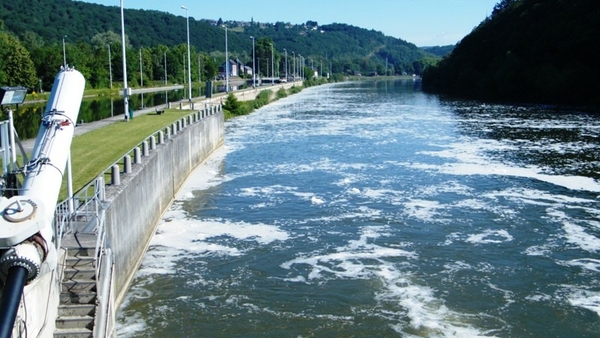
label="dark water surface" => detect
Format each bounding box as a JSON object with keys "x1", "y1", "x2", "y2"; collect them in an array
[{"x1": 117, "y1": 80, "x2": 600, "y2": 337}]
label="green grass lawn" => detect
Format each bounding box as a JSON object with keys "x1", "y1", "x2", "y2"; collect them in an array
[{"x1": 60, "y1": 108, "x2": 194, "y2": 198}]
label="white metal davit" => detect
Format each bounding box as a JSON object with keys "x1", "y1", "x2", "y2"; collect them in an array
[{"x1": 0, "y1": 68, "x2": 85, "y2": 337}]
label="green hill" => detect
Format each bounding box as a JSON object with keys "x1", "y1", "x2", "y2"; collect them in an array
[
  {"x1": 0, "y1": 0, "x2": 437, "y2": 90},
  {"x1": 422, "y1": 0, "x2": 600, "y2": 106}
]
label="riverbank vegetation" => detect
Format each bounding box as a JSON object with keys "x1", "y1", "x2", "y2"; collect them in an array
[
  {"x1": 422, "y1": 0, "x2": 600, "y2": 107},
  {"x1": 223, "y1": 76, "x2": 329, "y2": 119}
]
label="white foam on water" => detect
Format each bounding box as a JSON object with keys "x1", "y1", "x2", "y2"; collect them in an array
[
  {"x1": 132, "y1": 201, "x2": 291, "y2": 278},
  {"x1": 442, "y1": 261, "x2": 474, "y2": 274},
  {"x1": 281, "y1": 226, "x2": 494, "y2": 337},
  {"x1": 487, "y1": 283, "x2": 516, "y2": 309},
  {"x1": 548, "y1": 209, "x2": 600, "y2": 253},
  {"x1": 417, "y1": 180, "x2": 474, "y2": 197},
  {"x1": 402, "y1": 199, "x2": 448, "y2": 223},
  {"x1": 173, "y1": 146, "x2": 230, "y2": 199},
  {"x1": 362, "y1": 187, "x2": 405, "y2": 202},
  {"x1": 239, "y1": 185, "x2": 298, "y2": 197},
  {"x1": 525, "y1": 293, "x2": 552, "y2": 302},
  {"x1": 115, "y1": 312, "x2": 148, "y2": 338},
  {"x1": 557, "y1": 258, "x2": 600, "y2": 273},
  {"x1": 566, "y1": 287, "x2": 600, "y2": 317},
  {"x1": 413, "y1": 140, "x2": 600, "y2": 193},
  {"x1": 310, "y1": 195, "x2": 325, "y2": 205},
  {"x1": 486, "y1": 187, "x2": 596, "y2": 205},
  {"x1": 466, "y1": 230, "x2": 514, "y2": 245},
  {"x1": 522, "y1": 245, "x2": 553, "y2": 257}
]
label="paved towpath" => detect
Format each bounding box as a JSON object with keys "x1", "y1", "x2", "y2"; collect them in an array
[
  {"x1": 19, "y1": 94, "x2": 222, "y2": 154},
  {"x1": 19, "y1": 80, "x2": 302, "y2": 153}
]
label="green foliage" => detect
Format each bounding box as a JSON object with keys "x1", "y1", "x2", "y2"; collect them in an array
[
  {"x1": 289, "y1": 86, "x2": 302, "y2": 94},
  {"x1": 276, "y1": 88, "x2": 287, "y2": 99},
  {"x1": 223, "y1": 93, "x2": 241, "y2": 113},
  {"x1": 0, "y1": 0, "x2": 439, "y2": 90},
  {"x1": 303, "y1": 77, "x2": 329, "y2": 88},
  {"x1": 420, "y1": 45, "x2": 454, "y2": 57},
  {"x1": 423, "y1": 0, "x2": 600, "y2": 106},
  {"x1": 0, "y1": 31, "x2": 37, "y2": 88},
  {"x1": 253, "y1": 90, "x2": 272, "y2": 109}
]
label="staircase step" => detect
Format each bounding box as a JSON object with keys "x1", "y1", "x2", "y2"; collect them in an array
[
  {"x1": 62, "y1": 280, "x2": 96, "y2": 293},
  {"x1": 60, "y1": 291, "x2": 97, "y2": 304},
  {"x1": 59, "y1": 304, "x2": 96, "y2": 317},
  {"x1": 54, "y1": 328, "x2": 93, "y2": 338},
  {"x1": 66, "y1": 247, "x2": 95, "y2": 257},
  {"x1": 65, "y1": 257, "x2": 95, "y2": 269},
  {"x1": 55, "y1": 315, "x2": 94, "y2": 330},
  {"x1": 63, "y1": 268, "x2": 96, "y2": 280}
]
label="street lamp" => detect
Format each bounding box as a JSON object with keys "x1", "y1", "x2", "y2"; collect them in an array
[
  {"x1": 270, "y1": 43, "x2": 274, "y2": 85},
  {"x1": 224, "y1": 25, "x2": 229, "y2": 93},
  {"x1": 299, "y1": 54, "x2": 302, "y2": 80},
  {"x1": 284, "y1": 48, "x2": 287, "y2": 81},
  {"x1": 139, "y1": 48, "x2": 144, "y2": 109},
  {"x1": 120, "y1": 0, "x2": 129, "y2": 121},
  {"x1": 164, "y1": 51, "x2": 168, "y2": 85},
  {"x1": 108, "y1": 44, "x2": 112, "y2": 89},
  {"x1": 292, "y1": 51, "x2": 295, "y2": 80},
  {"x1": 250, "y1": 36, "x2": 255, "y2": 87},
  {"x1": 181, "y1": 5, "x2": 192, "y2": 102},
  {"x1": 62, "y1": 35, "x2": 67, "y2": 68},
  {"x1": 198, "y1": 54, "x2": 201, "y2": 83}
]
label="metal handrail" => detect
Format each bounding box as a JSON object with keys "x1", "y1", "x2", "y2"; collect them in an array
[{"x1": 51, "y1": 104, "x2": 221, "y2": 336}]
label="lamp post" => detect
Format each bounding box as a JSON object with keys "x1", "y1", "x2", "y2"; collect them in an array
[
  {"x1": 62, "y1": 35, "x2": 67, "y2": 68},
  {"x1": 164, "y1": 51, "x2": 167, "y2": 85},
  {"x1": 120, "y1": 0, "x2": 129, "y2": 121},
  {"x1": 139, "y1": 48, "x2": 144, "y2": 109},
  {"x1": 250, "y1": 36, "x2": 255, "y2": 88},
  {"x1": 198, "y1": 54, "x2": 201, "y2": 83},
  {"x1": 181, "y1": 5, "x2": 192, "y2": 102},
  {"x1": 270, "y1": 43, "x2": 274, "y2": 85},
  {"x1": 292, "y1": 51, "x2": 295, "y2": 81},
  {"x1": 299, "y1": 54, "x2": 302, "y2": 80},
  {"x1": 284, "y1": 48, "x2": 287, "y2": 81},
  {"x1": 224, "y1": 25, "x2": 229, "y2": 93},
  {"x1": 108, "y1": 44, "x2": 112, "y2": 89},
  {"x1": 139, "y1": 48, "x2": 143, "y2": 89}
]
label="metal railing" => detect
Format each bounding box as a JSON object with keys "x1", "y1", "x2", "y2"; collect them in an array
[{"x1": 52, "y1": 103, "x2": 221, "y2": 337}]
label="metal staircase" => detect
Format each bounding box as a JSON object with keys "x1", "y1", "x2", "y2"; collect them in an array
[
  {"x1": 52, "y1": 176, "x2": 114, "y2": 337},
  {"x1": 55, "y1": 240, "x2": 97, "y2": 338}
]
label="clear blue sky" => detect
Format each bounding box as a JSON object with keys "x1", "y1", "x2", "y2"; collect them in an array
[{"x1": 77, "y1": 0, "x2": 499, "y2": 46}]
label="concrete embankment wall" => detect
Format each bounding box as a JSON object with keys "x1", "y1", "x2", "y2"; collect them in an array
[
  {"x1": 103, "y1": 109, "x2": 224, "y2": 306},
  {"x1": 103, "y1": 81, "x2": 301, "y2": 307}
]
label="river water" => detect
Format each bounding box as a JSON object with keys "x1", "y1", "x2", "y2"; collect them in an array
[{"x1": 116, "y1": 79, "x2": 600, "y2": 337}]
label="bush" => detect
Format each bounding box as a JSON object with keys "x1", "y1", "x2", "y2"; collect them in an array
[
  {"x1": 289, "y1": 86, "x2": 302, "y2": 94},
  {"x1": 253, "y1": 90, "x2": 272, "y2": 109},
  {"x1": 223, "y1": 93, "x2": 240, "y2": 112},
  {"x1": 276, "y1": 88, "x2": 287, "y2": 99}
]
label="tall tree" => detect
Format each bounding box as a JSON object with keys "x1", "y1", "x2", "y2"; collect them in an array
[{"x1": 0, "y1": 31, "x2": 37, "y2": 89}]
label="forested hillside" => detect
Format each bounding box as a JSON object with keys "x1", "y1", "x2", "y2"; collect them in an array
[
  {"x1": 0, "y1": 0, "x2": 437, "y2": 91},
  {"x1": 422, "y1": 0, "x2": 600, "y2": 106},
  {"x1": 420, "y1": 45, "x2": 454, "y2": 57}
]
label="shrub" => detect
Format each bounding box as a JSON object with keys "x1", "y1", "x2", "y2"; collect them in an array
[{"x1": 276, "y1": 88, "x2": 287, "y2": 99}]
